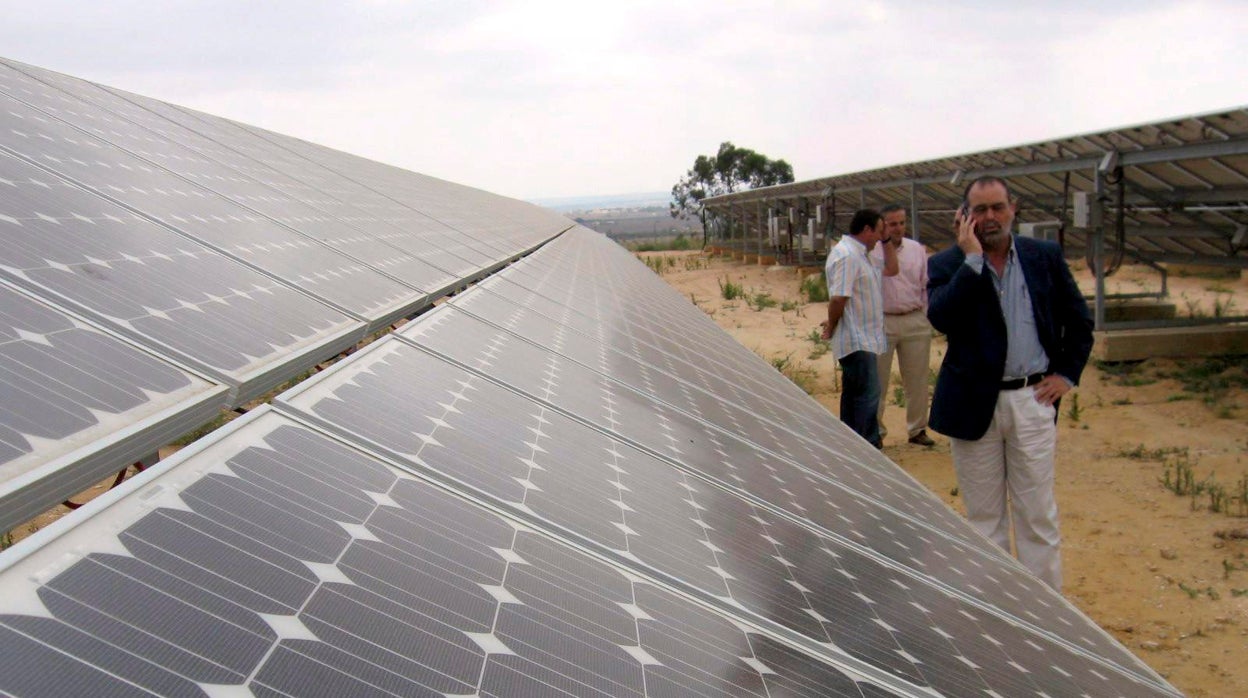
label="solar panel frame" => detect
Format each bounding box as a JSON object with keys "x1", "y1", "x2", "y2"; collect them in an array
[{"x1": 0, "y1": 279, "x2": 227, "y2": 533}]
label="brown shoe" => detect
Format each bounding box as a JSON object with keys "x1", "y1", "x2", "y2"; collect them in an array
[{"x1": 908, "y1": 430, "x2": 935, "y2": 447}]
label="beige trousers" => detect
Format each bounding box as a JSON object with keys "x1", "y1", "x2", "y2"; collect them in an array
[
  {"x1": 950, "y1": 387, "x2": 1062, "y2": 591},
  {"x1": 875, "y1": 309, "x2": 932, "y2": 439}
]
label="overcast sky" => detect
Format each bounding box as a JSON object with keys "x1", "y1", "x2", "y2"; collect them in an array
[{"x1": 2, "y1": 1, "x2": 1246, "y2": 201}]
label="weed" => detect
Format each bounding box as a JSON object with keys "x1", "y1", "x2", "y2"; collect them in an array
[
  {"x1": 780, "y1": 300, "x2": 798, "y2": 312},
  {"x1": 719, "y1": 277, "x2": 744, "y2": 300},
  {"x1": 1160, "y1": 455, "x2": 1248, "y2": 517},
  {"x1": 0, "y1": 530, "x2": 11, "y2": 550},
  {"x1": 1160, "y1": 455, "x2": 1200, "y2": 496},
  {"x1": 766, "y1": 352, "x2": 819, "y2": 394},
  {"x1": 1065, "y1": 392, "x2": 1081, "y2": 423},
  {"x1": 1233, "y1": 589, "x2": 1248, "y2": 597},
  {"x1": 770, "y1": 353, "x2": 792, "y2": 372},
  {"x1": 628, "y1": 234, "x2": 695, "y2": 252},
  {"x1": 1224, "y1": 558, "x2": 1248, "y2": 579},
  {"x1": 1182, "y1": 292, "x2": 1204, "y2": 318},
  {"x1": 689, "y1": 293, "x2": 699, "y2": 306},
  {"x1": 799, "y1": 273, "x2": 829, "y2": 303},
  {"x1": 1165, "y1": 393, "x2": 1190, "y2": 402},
  {"x1": 1111, "y1": 397, "x2": 1134, "y2": 405},
  {"x1": 805, "y1": 328, "x2": 830, "y2": 360},
  {"x1": 891, "y1": 383, "x2": 906, "y2": 408},
  {"x1": 1117, "y1": 444, "x2": 1188, "y2": 461},
  {"x1": 1178, "y1": 584, "x2": 1218, "y2": 601},
  {"x1": 747, "y1": 291, "x2": 777, "y2": 311},
  {"x1": 639, "y1": 255, "x2": 665, "y2": 275},
  {"x1": 1234, "y1": 475, "x2": 1248, "y2": 517},
  {"x1": 1213, "y1": 295, "x2": 1237, "y2": 318}
]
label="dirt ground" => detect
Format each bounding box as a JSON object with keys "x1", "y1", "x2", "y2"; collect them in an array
[{"x1": 643, "y1": 248, "x2": 1248, "y2": 697}]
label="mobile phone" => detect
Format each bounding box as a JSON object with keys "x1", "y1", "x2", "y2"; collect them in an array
[{"x1": 957, "y1": 201, "x2": 969, "y2": 219}]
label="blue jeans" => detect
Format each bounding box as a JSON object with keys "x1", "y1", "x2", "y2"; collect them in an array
[{"x1": 838, "y1": 350, "x2": 882, "y2": 447}]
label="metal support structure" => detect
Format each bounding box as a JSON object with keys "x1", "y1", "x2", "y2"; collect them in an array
[
  {"x1": 1091, "y1": 167, "x2": 1107, "y2": 331},
  {"x1": 909, "y1": 182, "x2": 920, "y2": 243},
  {"x1": 756, "y1": 200, "x2": 764, "y2": 260}
]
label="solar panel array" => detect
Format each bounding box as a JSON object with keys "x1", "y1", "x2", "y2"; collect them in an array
[
  {"x1": 704, "y1": 106, "x2": 1248, "y2": 269},
  {"x1": 0, "y1": 56, "x2": 567, "y2": 542},
  {"x1": 0, "y1": 58, "x2": 1180, "y2": 696}
]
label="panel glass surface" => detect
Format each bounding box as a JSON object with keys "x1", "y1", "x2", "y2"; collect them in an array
[
  {"x1": 0, "y1": 284, "x2": 222, "y2": 511},
  {"x1": 0, "y1": 62, "x2": 425, "y2": 318},
  {"x1": 277, "y1": 337, "x2": 1167, "y2": 695},
  {"x1": 0, "y1": 411, "x2": 900, "y2": 697},
  {"x1": 0, "y1": 148, "x2": 359, "y2": 384}
]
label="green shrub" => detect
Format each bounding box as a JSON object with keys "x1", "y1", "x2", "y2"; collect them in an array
[{"x1": 799, "y1": 273, "x2": 828, "y2": 303}]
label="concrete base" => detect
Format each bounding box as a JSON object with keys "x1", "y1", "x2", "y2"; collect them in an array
[
  {"x1": 1094, "y1": 325, "x2": 1248, "y2": 362},
  {"x1": 1166, "y1": 264, "x2": 1242, "y2": 279},
  {"x1": 1101, "y1": 299, "x2": 1177, "y2": 323},
  {"x1": 758, "y1": 255, "x2": 777, "y2": 266},
  {"x1": 796, "y1": 265, "x2": 823, "y2": 278}
]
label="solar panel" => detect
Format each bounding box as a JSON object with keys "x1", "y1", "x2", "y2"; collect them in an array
[
  {"x1": 149, "y1": 103, "x2": 508, "y2": 292},
  {"x1": 0, "y1": 60, "x2": 427, "y2": 330},
  {"x1": 0, "y1": 279, "x2": 226, "y2": 532},
  {"x1": 230, "y1": 118, "x2": 566, "y2": 259},
  {"x1": 278, "y1": 317, "x2": 1165, "y2": 689},
  {"x1": 102, "y1": 81, "x2": 564, "y2": 274},
  {"x1": 0, "y1": 145, "x2": 362, "y2": 404},
  {"x1": 703, "y1": 107, "x2": 1248, "y2": 271},
  {"x1": 0, "y1": 408, "x2": 909, "y2": 697}
]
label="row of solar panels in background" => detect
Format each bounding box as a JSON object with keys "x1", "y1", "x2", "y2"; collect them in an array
[
  {"x1": 0, "y1": 227, "x2": 1180, "y2": 696},
  {"x1": 0, "y1": 57, "x2": 568, "y2": 533}
]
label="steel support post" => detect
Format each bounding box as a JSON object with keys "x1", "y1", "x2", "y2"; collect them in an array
[{"x1": 1092, "y1": 168, "x2": 1107, "y2": 331}]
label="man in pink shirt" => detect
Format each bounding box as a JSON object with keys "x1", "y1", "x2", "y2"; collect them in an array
[{"x1": 870, "y1": 204, "x2": 936, "y2": 446}]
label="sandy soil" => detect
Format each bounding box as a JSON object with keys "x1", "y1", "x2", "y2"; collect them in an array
[{"x1": 644, "y1": 249, "x2": 1248, "y2": 697}]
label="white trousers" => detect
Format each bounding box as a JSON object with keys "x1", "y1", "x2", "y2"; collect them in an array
[
  {"x1": 876, "y1": 310, "x2": 932, "y2": 438},
  {"x1": 950, "y1": 387, "x2": 1062, "y2": 591}
]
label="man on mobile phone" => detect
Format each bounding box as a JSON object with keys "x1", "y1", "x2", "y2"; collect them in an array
[
  {"x1": 927, "y1": 176, "x2": 1092, "y2": 592},
  {"x1": 821, "y1": 208, "x2": 898, "y2": 448},
  {"x1": 870, "y1": 204, "x2": 936, "y2": 447}
]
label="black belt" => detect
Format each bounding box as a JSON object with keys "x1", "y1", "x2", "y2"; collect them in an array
[{"x1": 1000, "y1": 373, "x2": 1045, "y2": 390}]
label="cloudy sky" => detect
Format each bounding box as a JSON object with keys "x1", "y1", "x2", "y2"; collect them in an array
[{"x1": 2, "y1": 1, "x2": 1246, "y2": 201}]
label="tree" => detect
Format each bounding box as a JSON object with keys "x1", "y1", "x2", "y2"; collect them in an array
[{"x1": 670, "y1": 142, "x2": 794, "y2": 243}]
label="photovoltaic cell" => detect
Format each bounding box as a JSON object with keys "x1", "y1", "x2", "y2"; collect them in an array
[
  {"x1": 0, "y1": 281, "x2": 226, "y2": 531},
  {"x1": 0, "y1": 144, "x2": 361, "y2": 403},
  {"x1": 231, "y1": 118, "x2": 564, "y2": 258},
  {"x1": 0, "y1": 410, "x2": 904, "y2": 697},
  {"x1": 0, "y1": 61, "x2": 426, "y2": 325}
]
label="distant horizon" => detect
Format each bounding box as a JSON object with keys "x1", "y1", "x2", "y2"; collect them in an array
[{"x1": 528, "y1": 190, "x2": 671, "y2": 211}]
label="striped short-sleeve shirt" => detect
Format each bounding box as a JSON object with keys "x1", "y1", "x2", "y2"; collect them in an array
[{"x1": 825, "y1": 235, "x2": 886, "y2": 359}]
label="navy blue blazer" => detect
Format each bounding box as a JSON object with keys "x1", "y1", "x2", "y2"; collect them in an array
[{"x1": 926, "y1": 236, "x2": 1093, "y2": 440}]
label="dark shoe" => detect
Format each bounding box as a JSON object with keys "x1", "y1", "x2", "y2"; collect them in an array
[{"x1": 908, "y1": 430, "x2": 935, "y2": 447}]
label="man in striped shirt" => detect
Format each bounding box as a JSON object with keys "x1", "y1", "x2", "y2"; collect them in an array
[{"x1": 821, "y1": 208, "x2": 899, "y2": 448}]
